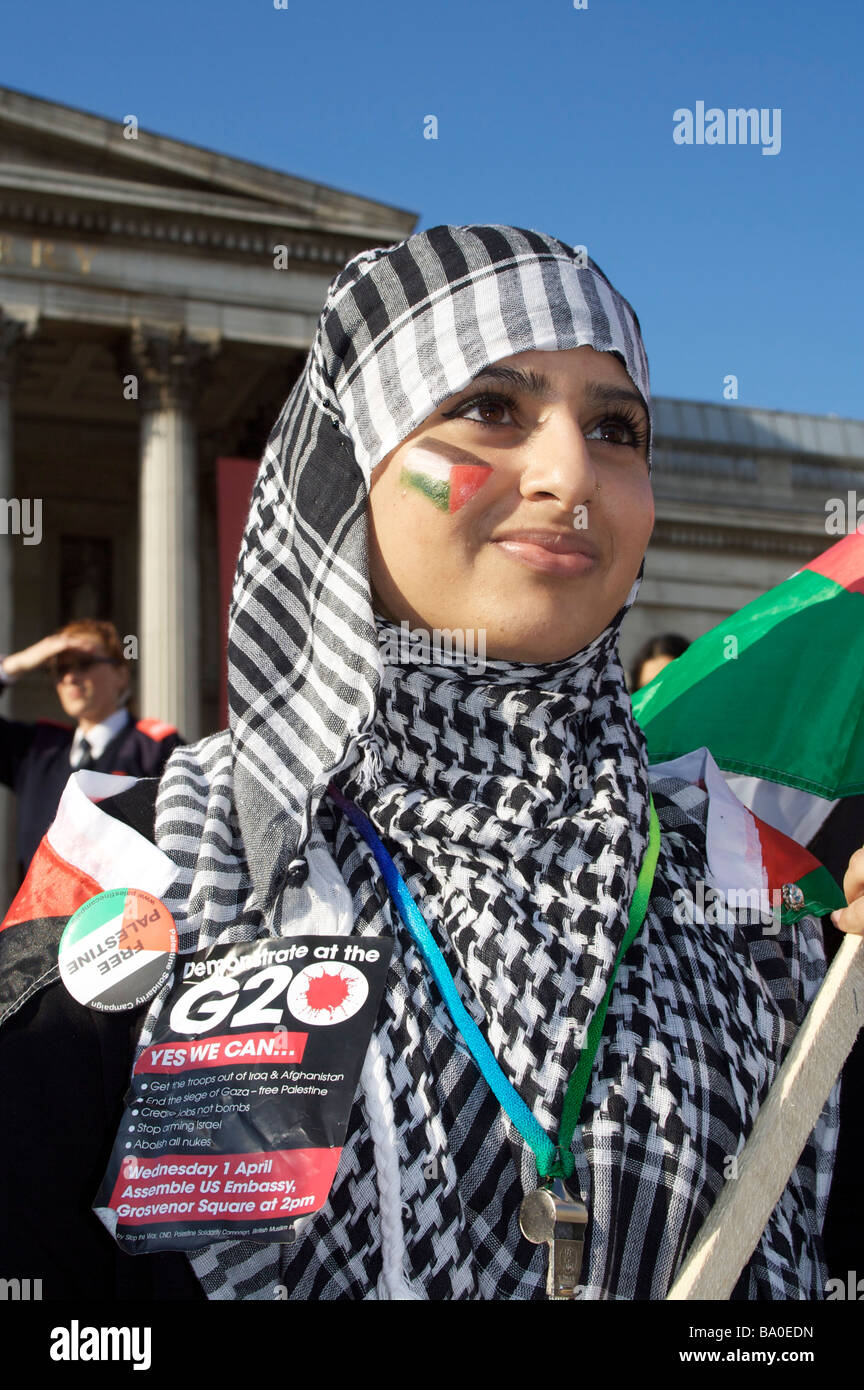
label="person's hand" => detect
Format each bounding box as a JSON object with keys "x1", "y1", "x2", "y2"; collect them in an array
[
  {"x1": 1, "y1": 633, "x2": 96, "y2": 678},
  {"x1": 830, "y1": 846, "x2": 864, "y2": 936}
]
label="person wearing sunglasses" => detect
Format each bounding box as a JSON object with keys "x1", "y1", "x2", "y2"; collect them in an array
[{"x1": 0, "y1": 619, "x2": 183, "y2": 887}]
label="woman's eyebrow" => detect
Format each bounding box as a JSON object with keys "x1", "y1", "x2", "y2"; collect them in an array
[
  {"x1": 463, "y1": 366, "x2": 648, "y2": 419},
  {"x1": 581, "y1": 382, "x2": 649, "y2": 415},
  {"x1": 466, "y1": 365, "x2": 555, "y2": 398}
]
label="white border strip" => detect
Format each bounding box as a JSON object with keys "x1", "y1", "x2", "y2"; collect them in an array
[{"x1": 45, "y1": 772, "x2": 178, "y2": 900}]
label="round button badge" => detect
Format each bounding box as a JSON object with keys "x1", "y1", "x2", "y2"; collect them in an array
[{"x1": 58, "y1": 888, "x2": 178, "y2": 1012}]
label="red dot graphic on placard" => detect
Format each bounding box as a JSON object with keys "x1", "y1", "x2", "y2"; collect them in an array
[
  {"x1": 287, "y1": 962, "x2": 369, "y2": 1026},
  {"x1": 304, "y1": 970, "x2": 351, "y2": 1015}
]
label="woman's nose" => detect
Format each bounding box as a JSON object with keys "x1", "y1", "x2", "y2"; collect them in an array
[{"x1": 517, "y1": 410, "x2": 598, "y2": 512}]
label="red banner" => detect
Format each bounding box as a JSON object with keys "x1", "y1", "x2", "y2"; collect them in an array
[
  {"x1": 134, "y1": 1030, "x2": 308, "y2": 1073},
  {"x1": 110, "y1": 1147, "x2": 342, "y2": 1225}
]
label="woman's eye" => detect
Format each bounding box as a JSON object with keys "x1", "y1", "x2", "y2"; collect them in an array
[
  {"x1": 445, "y1": 393, "x2": 519, "y2": 428},
  {"x1": 586, "y1": 416, "x2": 641, "y2": 447}
]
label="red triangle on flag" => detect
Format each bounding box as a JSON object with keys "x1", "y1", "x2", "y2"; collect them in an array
[
  {"x1": 803, "y1": 531, "x2": 864, "y2": 596},
  {"x1": 449, "y1": 464, "x2": 491, "y2": 512},
  {"x1": 753, "y1": 814, "x2": 822, "y2": 892},
  {"x1": 2, "y1": 836, "x2": 102, "y2": 933}
]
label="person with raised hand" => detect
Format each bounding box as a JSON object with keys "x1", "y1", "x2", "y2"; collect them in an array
[{"x1": 0, "y1": 619, "x2": 182, "y2": 883}]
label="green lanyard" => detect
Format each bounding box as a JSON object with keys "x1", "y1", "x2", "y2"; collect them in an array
[{"x1": 329, "y1": 785, "x2": 661, "y2": 1182}]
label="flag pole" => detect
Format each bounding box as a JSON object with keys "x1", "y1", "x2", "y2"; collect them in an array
[{"x1": 667, "y1": 931, "x2": 864, "y2": 1300}]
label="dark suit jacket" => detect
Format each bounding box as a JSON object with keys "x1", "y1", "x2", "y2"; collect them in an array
[{"x1": 0, "y1": 695, "x2": 183, "y2": 879}]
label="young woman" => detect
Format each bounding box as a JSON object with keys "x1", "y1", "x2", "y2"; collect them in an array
[{"x1": 1, "y1": 225, "x2": 861, "y2": 1301}]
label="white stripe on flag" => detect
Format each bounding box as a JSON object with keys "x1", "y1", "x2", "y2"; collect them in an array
[
  {"x1": 402, "y1": 449, "x2": 452, "y2": 482},
  {"x1": 68, "y1": 946, "x2": 167, "y2": 1004},
  {"x1": 722, "y1": 773, "x2": 837, "y2": 847},
  {"x1": 650, "y1": 747, "x2": 767, "y2": 895}
]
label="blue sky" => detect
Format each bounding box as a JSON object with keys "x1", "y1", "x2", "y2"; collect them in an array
[{"x1": 2, "y1": 0, "x2": 861, "y2": 418}]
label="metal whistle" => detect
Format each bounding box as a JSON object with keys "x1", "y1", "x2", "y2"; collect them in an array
[{"x1": 519, "y1": 1180, "x2": 589, "y2": 1299}]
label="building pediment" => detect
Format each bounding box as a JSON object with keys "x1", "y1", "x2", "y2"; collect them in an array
[{"x1": 0, "y1": 85, "x2": 416, "y2": 241}]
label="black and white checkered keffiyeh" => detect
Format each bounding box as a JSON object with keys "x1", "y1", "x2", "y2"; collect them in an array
[{"x1": 149, "y1": 226, "x2": 836, "y2": 1299}]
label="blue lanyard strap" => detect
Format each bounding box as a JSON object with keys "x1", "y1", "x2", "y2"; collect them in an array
[{"x1": 328, "y1": 784, "x2": 660, "y2": 1181}]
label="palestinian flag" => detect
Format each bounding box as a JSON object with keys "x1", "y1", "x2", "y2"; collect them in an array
[
  {"x1": 400, "y1": 449, "x2": 491, "y2": 513},
  {"x1": 633, "y1": 532, "x2": 864, "y2": 827},
  {"x1": 652, "y1": 747, "x2": 847, "y2": 924}
]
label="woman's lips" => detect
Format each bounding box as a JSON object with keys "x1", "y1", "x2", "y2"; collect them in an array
[{"x1": 492, "y1": 530, "x2": 599, "y2": 577}]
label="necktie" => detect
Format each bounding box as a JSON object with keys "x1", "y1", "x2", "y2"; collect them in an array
[{"x1": 74, "y1": 737, "x2": 94, "y2": 771}]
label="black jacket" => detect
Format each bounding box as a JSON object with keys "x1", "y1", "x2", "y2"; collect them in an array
[
  {"x1": 0, "y1": 778, "x2": 203, "y2": 1300},
  {"x1": 0, "y1": 695, "x2": 183, "y2": 878}
]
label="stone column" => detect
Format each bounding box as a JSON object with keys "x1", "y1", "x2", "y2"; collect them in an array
[
  {"x1": 131, "y1": 328, "x2": 211, "y2": 742},
  {"x1": 0, "y1": 312, "x2": 26, "y2": 909}
]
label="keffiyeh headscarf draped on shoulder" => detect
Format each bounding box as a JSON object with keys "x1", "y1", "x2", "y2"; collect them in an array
[{"x1": 154, "y1": 226, "x2": 835, "y2": 1300}]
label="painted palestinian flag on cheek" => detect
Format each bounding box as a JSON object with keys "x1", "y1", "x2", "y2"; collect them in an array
[{"x1": 400, "y1": 448, "x2": 492, "y2": 513}]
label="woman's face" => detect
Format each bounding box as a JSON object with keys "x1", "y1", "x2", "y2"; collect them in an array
[{"x1": 368, "y1": 344, "x2": 654, "y2": 662}]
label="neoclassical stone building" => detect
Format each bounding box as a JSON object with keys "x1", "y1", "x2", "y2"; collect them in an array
[
  {"x1": 1, "y1": 84, "x2": 862, "y2": 903},
  {"x1": 0, "y1": 85, "x2": 416, "y2": 902},
  {"x1": 0, "y1": 86, "x2": 416, "y2": 735},
  {"x1": 620, "y1": 398, "x2": 864, "y2": 678}
]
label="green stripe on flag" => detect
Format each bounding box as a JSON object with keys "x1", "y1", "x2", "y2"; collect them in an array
[
  {"x1": 780, "y1": 866, "x2": 846, "y2": 924},
  {"x1": 400, "y1": 467, "x2": 450, "y2": 512},
  {"x1": 633, "y1": 567, "x2": 864, "y2": 799},
  {"x1": 62, "y1": 891, "x2": 127, "y2": 947}
]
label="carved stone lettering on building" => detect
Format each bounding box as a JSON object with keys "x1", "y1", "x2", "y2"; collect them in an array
[{"x1": 0, "y1": 236, "x2": 94, "y2": 274}]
